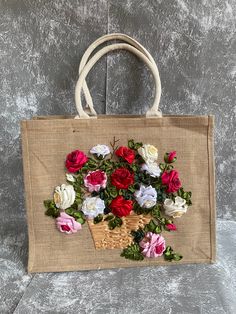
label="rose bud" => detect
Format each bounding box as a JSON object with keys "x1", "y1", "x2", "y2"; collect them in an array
[
  {"x1": 166, "y1": 223, "x2": 177, "y2": 231},
  {"x1": 164, "y1": 151, "x2": 177, "y2": 164}
]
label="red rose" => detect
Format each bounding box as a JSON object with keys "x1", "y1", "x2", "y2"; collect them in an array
[
  {"x1": 109, "y1": 196, "x2": 133, "y2": 217},
  {"x1": 111, "y1": 167, "x2": 134, "y2": 189},
  {"x1": 165, "y1": 151, "x2": 177, "y2": 163},
  {"x1": 115, "y1": 146, "x2": 135, "y2": 164},
  {"x1": 65, "y1": 150, "x2": 88, "y2": 173},
  {"x1": 166, "y1": 223, "x2": 177, "y2": 231},
  {"x1": 161, "y1": 170, "x2": 181, "y2": 193}
]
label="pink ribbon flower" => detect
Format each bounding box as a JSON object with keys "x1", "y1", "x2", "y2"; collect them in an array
[
  {"x1": 139, "y1": 232, "x2": 166, "y2": 258},
  {"x1": 56, "y1": 212, "x2": 82, "y2": 234}
]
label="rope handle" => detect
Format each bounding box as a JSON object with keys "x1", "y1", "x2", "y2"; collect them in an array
[
  {"x1": 78, "y1": 33, "x2": 161, "y2": 117},
  {"x1": 75, "y1": 37, "x2": 162, "y2": 118}
]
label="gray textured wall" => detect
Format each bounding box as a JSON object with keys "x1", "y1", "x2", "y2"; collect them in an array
[
  {"x1": 2, "y1": 0, "x2": 234, "y2": 222},
  {"x1": 0, "y1": 1, "x2": 236, "y2": 313}
]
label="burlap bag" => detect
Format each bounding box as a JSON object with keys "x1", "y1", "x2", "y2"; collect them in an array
[{"x1": 21, "y1": 34, "x2": 216, "y2": 273}]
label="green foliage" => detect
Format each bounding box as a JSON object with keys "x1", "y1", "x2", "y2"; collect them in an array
[
  {"x1": 131, "y1": 228, "x2": 145, "y2": 243},
  {"x1": 128, "y1": 139, "x2": 143, "y2": 150},
  {"x1": 44, "y1": 200, "x2": 60, "y2": 218},
  {"x1": 177, "y1": 187, "x2": 192, "y2": 205},
  {"x1": 144, "y1": 219, "x2": 162, "y2": 234},
  {"x1": 164, "y1": 246, "x2": 183, "y2": 262},
  {"x1": 133, "y1": 202, "x2": 152, "y2": 215},
  {"x1": 108, "y1": 216, "x2": 123, "y2": 230},
  {"x1": 120, "y1": 243, "x2": 144, "y2": 261},
  {"x1": 93, "y1": 214, "x2": 104, "y2": 224},
  {"x1": 65, "y1": 208, "x2": 86, "y2": 224}
]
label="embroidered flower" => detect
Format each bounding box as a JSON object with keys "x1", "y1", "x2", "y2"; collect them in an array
[
  {"x1": 163, "y1": 196, "x2": 188, "y2": 218},
  {"x1": 90, "y1": 144, "x2": 110, "y2": 158},
  {"x1": 164, "y1": 151, "x2": 177, "y2": 163},
  {"x1": 138, "y1": 144, "x2": 158, "y2": 163},
  {"x1": 166, "y1": 223, "x2": 177, "y2": 231},
  {"x1": 81, "y1": 197, "x2": 105, "y2": 218},
  {"x1": 134, "y1": 185, "x2": 157, "y2": 208},
  {"x1": 115, "y1": 146, "x2": 135, "y2": 164},
  {"x1": 111, "y1": 167, "x2": 134, "y2": 189},
  {"x1": 54, "y1": 184, "x2": 75, "y2": 210},
  {"x1": 139, "y1": 232, "x2": 166, "y2": 258},
  {"x1": 161, "y1": 170, "x2": 181, "y2": 193},
  {"x1": 66, "y1": 150, "x2": 88, "y2": 173},
  {"x1": 109, "y1": 196, "x2": 133, "y2": 217},
  {"x1": 84, "y1": 170, "x2": 107, "y2": 192},
  {"x1": 141, "y1": 162, "x2": 161, "y2": 177},
  {"x1": 56, "y1": 212, "x2": 82, "y2": 234},
  {"x1": 66, "y1": 173, "x2": 76, "y2": 182}
]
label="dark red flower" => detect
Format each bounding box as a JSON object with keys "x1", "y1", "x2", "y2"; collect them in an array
[
  {"x1": 65, "y1": 150, "x2": 88, "y2": 173},
  {"x1": 109, "y1": 196, "x2": 133, "y2": 217},
  {"x1": 165, "y1": 151, "x2": 177, "y2": 163},
  {"x1": 161, "y1": 170, "x2": 181, "y2": 193},
  {"x1": 111, "y1": 167, "x2": 134, "y2": 189},
  {"x1": 115, "y1": 146, "x2": 135, "y2": 164}
]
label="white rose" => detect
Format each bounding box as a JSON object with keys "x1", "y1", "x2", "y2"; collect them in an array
[
  {"x1": 163, "y1": 196, "x2": 188, "y2": 218},
  {"x1": 141, "y1": 162, "x2": 161, "y2": 177},
  {"x1": 138, "y1": 144, "x2": 158, "y2": 163},
  {"x1": 66, "y1": 173, "x2": 76, "y2": 182},
  {"x1": 134, "y1": 185, "x2": 157, "y2": 208},
  {"x1": 90, "y1": 144, "x2": 110, "y2": 158},
  {"x1": 81, "y1": 197, "x2": 105, "y2": 218},
  {"x1": 54, "y1": 184, "x2": 76, "y2": 210}
]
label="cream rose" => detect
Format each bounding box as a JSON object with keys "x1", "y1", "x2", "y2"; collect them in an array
[
  {"x1": 138, "y1": 144, "x2": 158, "y2": 163},
  {"x1": 54, "y1": 184, "x2": 76, "y2": 210},
  {"x1": 81, "y1": 197, "x2": 105, "y2": 218},
  {"x1": 163, "y1": 196, "x2": 188, "y2": 218},
  {"x1": 66, "y1": 173, "x2": 76, "y2": 182}
]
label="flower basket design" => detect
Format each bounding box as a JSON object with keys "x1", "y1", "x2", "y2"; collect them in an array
[
  {"x1": 44, "y1": 138, "x2": 192, "y2": 262},
  {"x1": 87, "y1": 212, "x2": 152, "y2": 249}
]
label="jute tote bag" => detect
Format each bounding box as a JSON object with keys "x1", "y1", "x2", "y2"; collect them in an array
[{"x1": 21, "y1": 33, "x2": 216, "y2": 273}]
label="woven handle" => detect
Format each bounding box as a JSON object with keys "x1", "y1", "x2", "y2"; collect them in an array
[
  {"x1": 75, "y1": 42, "x2": 162, "y2": 119},
  {"x1": 79, "y1": 33, "x2": 161, "y2": 116}
]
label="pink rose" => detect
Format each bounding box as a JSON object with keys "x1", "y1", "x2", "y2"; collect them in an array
[
  {"x1": 166, "y1": 223, "x2": 177, "y2": 231},
  {"x1": 161, "y1": 170, "x2": 182, "y2": 193},
  {"x1": 56, "y1": 212, "x2": 82, "y2": 234},
  {"x1": 139, "y1": 232, "x2": 166, "y2": 258},
  {"x1": 84, "y1": 170, "x2": 107, "y2": 192}
]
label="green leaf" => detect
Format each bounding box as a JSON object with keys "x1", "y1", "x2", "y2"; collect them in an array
[
  {"x1": 164, "y1": 246, "x2": 183, "y2": 262},
  {"x1": 93, "y1": 214, "x2": 104, "y2": 224},
  {"x1": 108, "y1": 216, "x2": 123, "y2": 230},
  {"x1": 128, "y1": 139, "x2": 135, "y2": 149},
  {"x1": 104, "y1": 214, "x2": 114, "y2": 221},
  {"x1": 44, "y1": 200, "x2": 60, "y2": 218},
  {"x1": 131, "y1": 229, "x2": 145, "y2": 243},
  {"x1": 121, "y1": 243, "x2": 144, "y2": 261},
  {"x1": 144, "y1": 219, "x2": 157, "y2": 232}
]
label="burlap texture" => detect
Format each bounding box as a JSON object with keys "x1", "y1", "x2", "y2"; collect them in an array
[{"x1": 21, "y1": 115, "x2": 216, "y2": 273}]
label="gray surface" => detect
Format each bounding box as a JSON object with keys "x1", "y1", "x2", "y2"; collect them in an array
[{"x1": 0, "y1": 0, "x2": 236, "y2": 313}]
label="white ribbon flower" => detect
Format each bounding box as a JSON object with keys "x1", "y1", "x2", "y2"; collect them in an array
[
  {"x1": 134, "y1": 185, "x2": 157, "y2": 208},
  {"x1": 163, "y1": 196, "x2": 188, "y2": 218},
  {"x1": 90, "y1": 144, "x2": 110, "y2": 158},
  {"x1": 54, "y1": 184, "x2": 76, "y2": 210},
  {"x1": 141, "y1": 162, "x2": 161, "y2": 177},
  {"x1": 138, "y1": 144, "x2": 158, "y2": 163},
  {"x1": 66, "y1": 173, "x2": 76, "y2": 182},
  {"x1": 81, "y1": 197, "x2": 105, "y2": 219}
]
